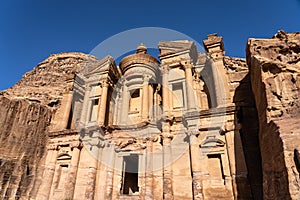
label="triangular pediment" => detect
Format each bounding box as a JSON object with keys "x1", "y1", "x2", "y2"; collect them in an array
[
  {"x1": 158, "y1": 40, "x2": 198, "y2": 63},
  {"x1": 158, "y1": 40, "x2": 196, "y2": 55},
  {"x1": 79, "y1": 55, "x2": 116, "y2": 77},
  {"x1": 87, "y1": 55, "x2": 116, "y2": 75}
]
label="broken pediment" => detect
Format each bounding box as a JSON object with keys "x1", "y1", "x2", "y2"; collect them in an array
[
  {"x1": 79, "y1": 55, "x2": 118, "y2": 78},
  {"x1": 115, "y1": 139, "x2": 147, "y2": 152},
  {"x1": 158, "y1": 40, "x2": 198, "y2": 63}
]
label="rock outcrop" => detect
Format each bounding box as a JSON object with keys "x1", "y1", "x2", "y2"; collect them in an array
[
  {"x1": 224, "y1": 56, "x2": 263, "y2": 199},
  {"x1": 1, "y1": 52, "x2": 99, "y2": 106},
  {"x1": 0, "y1": 97, "x2": 51, "y2": 199},
  {"x1": 247, "y1": 30, "x2": 300, "y2": 200},
  {"x1": 0, "y1": 53, "x2": 100, "y2": 199}
]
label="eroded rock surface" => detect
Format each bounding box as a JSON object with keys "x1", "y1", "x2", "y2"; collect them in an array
[
  {"x1": 0, "y1": 97, "x2": 51, "y2": 199},
  {"x1": 1, "y1": 52, "x2": 99, "y2": 106},
  {"x1": 0, "y1": 52, "x2": 100, "y2": 199},
  {"x1": 247, "y1": 30, "x2": 300, "y2": 200}
]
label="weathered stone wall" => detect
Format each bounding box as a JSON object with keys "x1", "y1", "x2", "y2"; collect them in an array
[
  {"x1": 0, "y1": 96, "x2": 51, "y2": 199},
  {"x1": 1, "y1": 52, "x2": 99, "y2": 106},
  {"x1": 224, "y1": 56, "x2": 263, "y2": 199},
  {"x1": 247, "y1": 30, "x2": 300, "y2": 200},
  {"x1": 0, "y1": 52, "x2": 100, "y2": 199}
]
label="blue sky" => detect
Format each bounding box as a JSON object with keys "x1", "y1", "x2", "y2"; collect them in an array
[{"x1": 1, "y1": 0, "x2": 300, "y2": 90}]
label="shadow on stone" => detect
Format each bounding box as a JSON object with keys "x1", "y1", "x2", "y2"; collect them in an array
[{"x1": 233, "y1": 73, "x2": 263, "y2": 199}]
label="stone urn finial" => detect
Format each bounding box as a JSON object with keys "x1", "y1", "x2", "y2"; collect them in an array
[{"x1": 136, "y1": 43, "x2": 147, "y2": 54}]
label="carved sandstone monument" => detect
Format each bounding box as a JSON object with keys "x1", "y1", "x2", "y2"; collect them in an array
[{"x1": 0, "y1": 31, "x2": 299, "y2": 200}]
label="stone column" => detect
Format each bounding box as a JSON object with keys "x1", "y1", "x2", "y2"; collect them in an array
[
  {"x1": 203, "y1": 34, "x2": 229, "y2": 107},
  {"x1": 211, "y1": 60, "x2": 224, "y2": 106},
  {"x1": 145, "y1": 140, "x2": 153, "y2": 199},
  {"x1": 36, "y1": 147, "x2": 58, "y2": 200},
  {"x1": 115, "y1": 93, "x2": 122, "y2": 125},
  {"x1": 153, "y1": 85, "x2": 161, "y2": 121},
  {"x1": 148, "y1": 84, "x2": 154, "y2": 120},
  {"x1": 195, "y1": 74, "x2": 202, "y2": 109},
  {"x1": 162, "y1": 122, "x2": 174, "y2": 200},
  {"x1": 97, "y1": 81, "x2": 109, "y2": 125},
  {"x1": 161, "y1": 65, "x2": 170, "y2": 116},
  {"x1": 189, "y1": 134, "x2": 203, "y2": 200},
  {"x1": 80, "y1": 86, "x2": 91, "y2": 125},
  {"x1": 120, "y1": 84, "x2": 129, "y2": 124},
  {"x1": 182, "y1": 61, "x2": 196, "y2": 110},
  {"x1": 153, "y1": 90, "x2": 158, "y2": 120},
  {"x1": 113, "y1": 93, "x2": 119, "y2": 125},
  {"x1": 142, "y1": 76, "x2": 150, "y2": 120},
  {"x1": 61, "y1": 91, "x2": 73, "y2": 129},
  {"x1": 105, "y1": 146, "x2": 115, "y2": 199},
  {"x1": 207, "y1": 57, "x2": 230, "y2": 107},
  {"x1": 224, "y1": 129, "x2": 247, "y2": 198},
  {"x1": 64, "y1": 142, "x2": 82, "y2": 199},
  {"x1": 94, "y1": 145, "x2": 104, "y2": 200},
  {"x1": 49, "y1": 150, "x2": 62, "y2": 199},
  {"x1": 85, "y1": 145, "x2": 99, "y2": 200},
  {"x1": 85, "y1": 100, "x2": 93, "y2": 124}
]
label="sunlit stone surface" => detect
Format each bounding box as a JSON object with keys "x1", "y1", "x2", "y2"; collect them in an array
[{"x1": 0, "y1": 31, "x2": 299, "y2": 199}]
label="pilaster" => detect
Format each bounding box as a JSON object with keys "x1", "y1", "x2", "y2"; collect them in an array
[
  {"x1": 80, "y1": 85, "x2": 91, "y2": 126},
  {"x1": 36, "y1": 148, "x2": 58, "y2": 200},
  {"x1": 148, "y1": 84, "x2": 154, "y2": 120},
  {"x1": 61, "y1": 91, "x2": 73, "y2": 129},
  {"x1": 97, "y1": 80, "x2": 109, "y2": 125},
  {"x1": 161, "y1": 65, "x2": 170, "y2": 117},
  {"x1": 65, "y1": 143, "x2": 82, "y2": 199},
  {"x1": 142, "y1": 76, "x2": 150, "y2": 121},
  {"x1": 162, "y1": 122, "x2": 174, "y2": 200},
  {"x1": 182, "y1": 60, "x2": 197, "y2": 110}
]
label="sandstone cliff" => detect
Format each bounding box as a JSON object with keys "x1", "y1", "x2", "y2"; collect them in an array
[
  {"x1": 247, "y1": 30, "x2": 300, "y2": 200},
  {"x1": 224, "y1": 56, "x2": 263, "y2": 199},
  {"x1": 0, "y1": 97, "x2": 51, "y2": 199},
  {"x1": 1, "y1": 52, "x2": 99, "y2": 106},
  {"x1": 0, "y1": 53, "x2": 99, "y2": 199}
]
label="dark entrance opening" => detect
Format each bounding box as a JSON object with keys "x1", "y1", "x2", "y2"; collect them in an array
[{"x1": 122, "y1": 154, "x2": 139, "y2": 195}]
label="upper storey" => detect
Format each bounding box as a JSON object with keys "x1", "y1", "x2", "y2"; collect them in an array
[
  {"x1": 119, "y1": 44, "x2": 160, "y2": 80},
  {"x1": 158, "y1": 40, "x2": 198, "y2": 65},
  {"x1": 48, "y1": 34, "x2": 229, "y2": 132}
]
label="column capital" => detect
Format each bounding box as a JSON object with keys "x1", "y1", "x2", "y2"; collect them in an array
[
  {"x1": 143, "y1": 75, "x2": 151, "y2": 83},
  {"x1": 161, "y1": 132, "x2": 173, "y2": 143},
  {"x1": 85, "y1": 85, "x2": 92, "y2": 91},
  {"x1": 186, "y1": 129, "x2": 198, "y2": 136},
  {"x1": 161, "y1": 64, "x2": 170, "y2": 74},
  {"x1": 156, "y1": 84, "x2": 161, "y2": 92},
  {"x1": 181, "y1": 60, "x2": 193, "y2": 70},
  {"x1": 100, "y1": 80, "x2": 110, "y2": 88},
  {"x1": 48, "y1": 144, "x2": 58, "y2": 150},
  {"x1": 70, "y1": 141, "x2": 83, "y2": 149},
  {"x1": 194, "y1": 72, "x2": 201, "y2": 80}
]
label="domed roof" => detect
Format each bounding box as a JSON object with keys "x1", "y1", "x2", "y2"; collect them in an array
[{"x1": 119, "y1": 44, "x2": 160, "y2": 75}]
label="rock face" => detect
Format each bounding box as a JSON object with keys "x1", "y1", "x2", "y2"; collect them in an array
[
  {"x1": 224, "y1": 56, "x2": 263, "y2": 199},
  {"x1": 1, "y1": 52, "x2": 99, "y2": 106},
  {"x1": 247, "y1": 31, "x2": 300, "y2": 200},
  {"x1": 0, "y1": 53, "x2": 101, "y2": 199},
  {"x1": 0, "y1": 97, "x2": 51, "y2": 199},
  {"x1": 0, "y1": 31, "x2": 299, "y2": 200}
]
